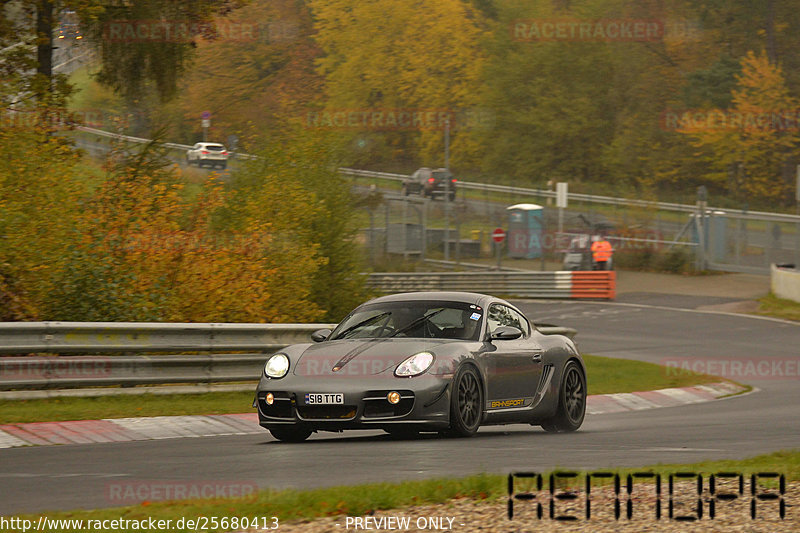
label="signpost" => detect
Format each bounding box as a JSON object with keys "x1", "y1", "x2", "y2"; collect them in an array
[
  {"x1": 492, "y1": 227, "x2": 506, "y2": 270},
  {"x1": 556, "y1": 182, "x2": 568, "y2": 234},
  {"x1": 201, "y1": 111, "x2": 211, "y2": 142}
]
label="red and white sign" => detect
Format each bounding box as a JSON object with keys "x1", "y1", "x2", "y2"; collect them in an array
[{"x1": 492, "y1": 228, "x2": 506, "y2": 243}]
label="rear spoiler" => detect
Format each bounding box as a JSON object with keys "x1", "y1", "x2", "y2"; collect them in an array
[{"x1": 536, "y1": 324, "x2": 577, "y2": 340}]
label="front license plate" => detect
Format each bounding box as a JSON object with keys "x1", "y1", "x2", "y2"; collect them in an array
[{"x1": 304, "y1": 393, "x2": 344, "y2": 405}]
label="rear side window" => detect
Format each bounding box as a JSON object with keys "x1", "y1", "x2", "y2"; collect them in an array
[{"x1": 487, "y1": 304, "x2": 529, "y2": 337}]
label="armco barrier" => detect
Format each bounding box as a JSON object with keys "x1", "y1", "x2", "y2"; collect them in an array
[
  {"x1": 0, "y1": 322, "x2": 335, "y2": 355},
  {"x1": 0, "y1": 321, "x2": 577, "y2": 392},
  {"x1": 366, "y1": 271, "x2": 615, "y2": 300},
  {"x1": 571, "y1": 271, "x2": 616, "y2": 299}
]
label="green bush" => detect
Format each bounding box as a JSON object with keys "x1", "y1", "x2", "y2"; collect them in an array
[{"x1": 614, "y1": 246, "x2": 694, "y2": 274}]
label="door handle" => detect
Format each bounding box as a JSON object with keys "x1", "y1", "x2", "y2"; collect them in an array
[{"x1": 531, "y1": 350, "x2": 543, "y2": 362}]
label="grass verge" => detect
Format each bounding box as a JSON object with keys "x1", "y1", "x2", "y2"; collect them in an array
[
  {"x1": 0, "y1": 355, "x2": 739, "y2": 424},
  {"x1": 757, "y1": 292, "x2": 800, "y2": 322},
  {"x1": 0, "y1": 391, "x2": 255, "y2": 424},
  {"x1": 12, "y1": 450, "x2": 798, "y2": 530},
  {"x1": 582, "y1": 354, "x2": 735, "y2": 395}
]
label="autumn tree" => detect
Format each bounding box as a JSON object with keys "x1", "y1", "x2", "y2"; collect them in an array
[
  {"x1": 679, "y1": 51, "x2": 800, "y2": 204},
  {"x1": 308, "y1": 0, "x2": 488, "y2": 169},
  {"x1": 173, "y1": 0, "x2": 322, "y2": 146},
  {"x1": 0, "y1": 117, "x2": 86, "y2": 320},
  {"x1": 221, "y1": 128, "x2": 370, "y2": 322},
  {"x1": 45, "y1": 142, "x2": 327, "y2": 322}
]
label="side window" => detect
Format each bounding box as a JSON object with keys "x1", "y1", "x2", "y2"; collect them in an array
[
  {"x1": 487, "y1": 304, "x2": 504, "y2": 334},
  {"x1": 508, "y1": 308, "x2": 530, "y2": 336},
  {"x1": 488, "y1": 304, "x2": 524, "y2": 335}
]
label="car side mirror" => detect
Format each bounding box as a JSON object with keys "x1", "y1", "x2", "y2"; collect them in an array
[
  {"x1": 311, "y1": 328, "x2": 331, "y2": 342},
  {"x1": 489, "y1": 326, "x2": 523, "y2": 341}
]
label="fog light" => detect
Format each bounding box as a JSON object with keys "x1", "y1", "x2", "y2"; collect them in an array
[
  {"x1": 387, "y1": 391, "x2": 401, "y2": 404},
  {"x1": 265, "y1": 392, "x2": 274, "y2": 405}
]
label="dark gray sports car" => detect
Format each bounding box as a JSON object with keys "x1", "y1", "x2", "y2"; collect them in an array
[{"x1": 254, "y1": 292, "x2": 586, "y2": 442}]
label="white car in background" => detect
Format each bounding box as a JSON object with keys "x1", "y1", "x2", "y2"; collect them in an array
[{"x1": 186, "y1": 142, "x2": 229, "y2": 169}]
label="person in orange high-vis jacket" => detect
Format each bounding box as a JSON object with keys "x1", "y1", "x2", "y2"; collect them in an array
[{"x1": 591, "y1": 235, "x2": 613, "y2": 270}]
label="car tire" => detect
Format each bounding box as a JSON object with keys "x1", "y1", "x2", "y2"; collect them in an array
[
  {"x1": 445, "y1": 365, "x2": 483, "y2": 437},
  {"x1": 401, "y1": 184, "x2": 409, "y2": 196},
  {"x1": 541, "y1": 361, "x2": 586, "y2": 433},
  {"x1": 186, "y1": 155, "x2": 192, "y2": 166},
  {"x1": 269, "y1": 427, "x2": 312, "y2": 442}
]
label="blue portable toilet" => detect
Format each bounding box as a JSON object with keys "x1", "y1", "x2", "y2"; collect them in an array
[{"x1": 507, "y1": 203, "x2": 544, "y2": 259}]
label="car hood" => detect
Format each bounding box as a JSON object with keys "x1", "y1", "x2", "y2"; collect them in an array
[{"x1": 292, "y1": 338, "x2": 455, "y2": 377}]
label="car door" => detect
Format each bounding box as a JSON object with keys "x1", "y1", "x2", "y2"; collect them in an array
[{"x1": 483, "y1": 303, "x2": 544, "y2": 409}]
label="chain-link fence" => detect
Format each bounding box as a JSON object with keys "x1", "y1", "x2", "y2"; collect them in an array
[{"x1": 346, "y1": 169, "x2": 799, "y2": 274}]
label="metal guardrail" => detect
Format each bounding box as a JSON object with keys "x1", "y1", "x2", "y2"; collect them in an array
[
  {"x1": 366, "y1": 271, "x2": 615, "y2": 299},
  {"x1": 0, "y1": 320, "x2": 576, "y2": 391},
  {"x1": 0, "y1": 322, "x2": 335, "y2": 355},
  {"x1": 367, "y1": 271, "x2": 573, "y2": 297},
  {"x1": 75, "y1": 126, "x2": 259, "y2": 160},
  {"x1": 339, "y1": 168, "x2": 800, "y2": 224},
  {"x1": 70, "y1": 127, "x2": 799, "y2": 223},
  {"x1": 0, "y1": 354, "x2": 266, "y2": 389},
  {"x1": 0, "y1": 322, "x2": 336, "y2": 391}
]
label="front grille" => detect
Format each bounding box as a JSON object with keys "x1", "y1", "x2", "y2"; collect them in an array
[{"x1": 296, "y1": 405, "x2": 357, "y2": 420}]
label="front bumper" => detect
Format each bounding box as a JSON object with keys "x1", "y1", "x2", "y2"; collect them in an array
[{"x1": 255, "y1": 375, "x2": 452, "y2": 431}]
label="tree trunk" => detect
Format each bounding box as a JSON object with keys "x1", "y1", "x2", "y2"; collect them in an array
[
  {"x1": 765, "y1": 0, "x2": 777, "y2": 64},
  {"x1": 36, "y1": 0, "x2": 53, "y2": 81}
]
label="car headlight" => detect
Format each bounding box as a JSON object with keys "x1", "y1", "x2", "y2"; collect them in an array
[
  {"x1": 264, "y1": 353, "x2": 289, "y2": 378},
  {"x1": 395, "y1": 351, "x2": 434, "y2": 377}
]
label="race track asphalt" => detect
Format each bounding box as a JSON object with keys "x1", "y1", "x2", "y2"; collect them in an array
[{"x1": 0, "y1": 294, "x2": 797, "y2": 514}]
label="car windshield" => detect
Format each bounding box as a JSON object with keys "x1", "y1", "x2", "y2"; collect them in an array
[
  {"x1": 329, "y1": 300, "x2": 483, "y2": 341},
  {"x1": 205, "y1": 145, "x2": 225, "y2": 151}
]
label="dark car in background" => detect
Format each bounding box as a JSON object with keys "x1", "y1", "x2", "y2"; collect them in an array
[
  {"x1": 402, "y1": 167, "x2": 457, "y2": 200},
  {"x1": 254, "y1": 291, "x2": 586, "y2": 442}
]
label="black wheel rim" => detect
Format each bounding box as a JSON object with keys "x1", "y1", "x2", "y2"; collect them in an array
[
  {"x1": 457, "y1": 371, "x2": 480, "y2": 428},
  {"x1": 564, "y1": 368, "x2": 584, "y2": 422}
]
